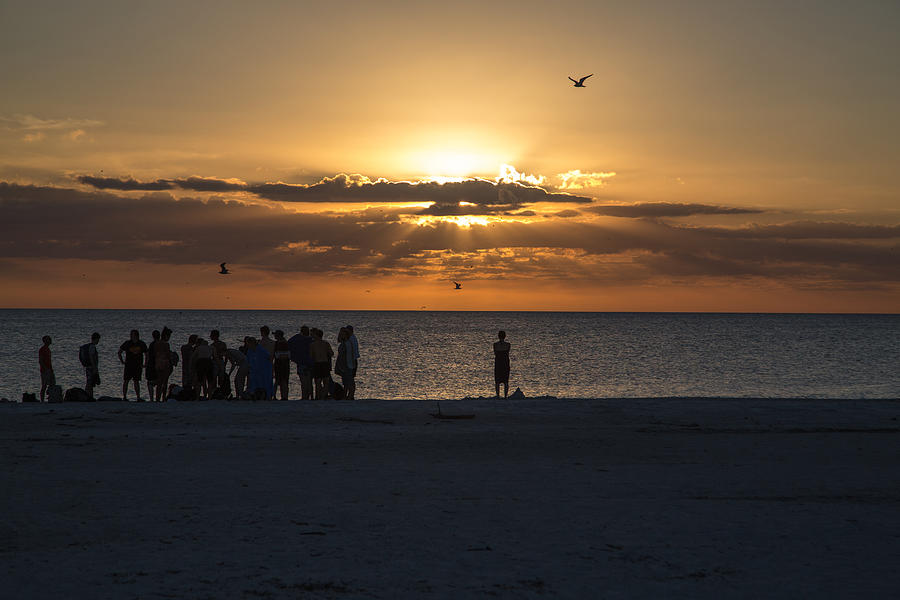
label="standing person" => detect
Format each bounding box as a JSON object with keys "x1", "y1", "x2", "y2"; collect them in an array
[
  {"x1": 493, "y1": 330, "x2": 511, "y2": 399},
  {"x1": 190, "y1": 339, "x2": 213, "y2": 400},
  {"x1": 344, "y1": 325, "x2": 359, "y2": 400},
  {"x1": 225, "y1": 340, "x2": 249, "y2": 397},
  {"x1": 39, "y1": 336, "x2": 55, "y2": 402},
  {"x1": 273, "y1": 330, "x2": 291, "y2": 401},
  {"x1": 79, "y1": 332, "x2": 101, "y2": 399},
  {"x1": 181, "y1": 334, "x2": 197, "y2": 389},
  {"x1": 146, "y1": 330, "x2": 161, "y2": 401},
  {"x1": 309, "y1": 328, "x2": 333, "y2": 400},
  {"x1": 209, "y1": 329, "x2": 227, "y2": 391},
  {"x1": 154, "y1": 327, "x2": 173, "y2": 402},
  {"x1": 288, "y1": 325, "x2": 314, "y2": 400},
  {"x1": 258, "y1": 326, "x2": 275, "y2": 363},
  {"x1": 334, "y1": 328, "x2": 356, "y2": 400},
  {"x1": 118, "y1": 329, "x2": 147, "y2": 401},
  {"x1": 246, "y1": 337, "x2": 274, "y2": 400}
]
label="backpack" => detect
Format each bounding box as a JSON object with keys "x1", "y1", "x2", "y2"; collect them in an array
[{"x1": 79, "y1": 343, "x2": 92, "y2": 367}]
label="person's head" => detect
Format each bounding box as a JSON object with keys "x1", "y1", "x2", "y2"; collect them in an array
[
  {"x1": 210, "y1": 329, "x2": 220, "y2": 340},
  {"x1": 300, "y1": 325, "x2": 309, "y2": 336},
  {"x1": 130, "y1": 329, "x2": 140, "y2": 341},
  {"x1": 338, "y1": 328, "x2": 348, "y2": 342},
  {"x1": 197, "y1": 338, "x2": 207, "y2": 346},
  {"x1": 188, "y1": 334, "x2": 198, "y2": 345},
  {"x1": 161, "y1": 327, "x2": 172, "y2": 341},
  {"x1": 42, "y1": 335, "x2": 51, "y2": 346},
  {"x1": 152, "y1": 330, "x2": 161, "y2": 341},
  {"x1": 91, "y1": 332, "x2": 101, "y2": 344},
  {"x1": 274, "y1": 329, "x2": 284, "y2": 340},
  {"x1": 260, "y1": 325, "x2": 270, "y2": 337},
  {"x1": 346, "y1": 325, "x2": 354, "y2": 334},
  {"x1": 246, "y1": 336, "x2": 258, "y2": 348},
  {"x1": 498, "y1": 330, "x2": 506, "y2": 340},
  {"x1": 313, "y1": 329, "x2": 323, "y2": 339}
]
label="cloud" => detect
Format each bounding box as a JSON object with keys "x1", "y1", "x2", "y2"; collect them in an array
[
  {"x1": 22, "y1": 132, "x2": 45, "y2": 143},
  {"x1": 3, "y1": 182, "x2": 896, "y2": 288},
  {"x1": 587, "y1": 202, "x2": 764, "y2": 218},
  {"x1": 1, "y1": 114, "x2": 103, "y2": 131},
  {"x1": 78, "y1": 172, "x2": 594, "y2": 214},
  {"x1": 76, "y1": 175, "x2": 174, "y2": 191},
  {"x1": 557, "y1": 169, "x2": 616, "y2": 190},
  {"x1": 66, "y1": 129, "x2": 86, "y2": 141}
]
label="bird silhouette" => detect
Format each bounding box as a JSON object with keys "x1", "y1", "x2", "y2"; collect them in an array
[
  {"x1": 219, "y1": 262, "x2": 230, "y2": 274},
  {"x1": 568, "y1": 74, "x2": 593, "y2": 87},
  {"x1": 453, "y1": 281, "x2": 462, "y2": 290}
]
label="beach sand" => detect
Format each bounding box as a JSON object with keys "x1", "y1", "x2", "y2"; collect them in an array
[{"x1": 2, "y1": 398, "x2": 899, "y2": 598}]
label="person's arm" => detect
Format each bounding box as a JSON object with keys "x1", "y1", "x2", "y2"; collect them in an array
[
  {"x1": 90, "y1": 346, "x2": 99, "y2": 369},
  {"x1": 118, "y1": 345, "x2": 126, "y2": 365}
]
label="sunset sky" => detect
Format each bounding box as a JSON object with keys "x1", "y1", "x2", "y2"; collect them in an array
[{"x1": 1, "y1": 0, "x2": 898, "y2": 311}]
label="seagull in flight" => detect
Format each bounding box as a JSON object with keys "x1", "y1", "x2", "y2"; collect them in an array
[
  {"x1": 568, "y1": 74, "x2": 593, "y2": 87},
  {"x1": 219, "y1": 262, "x2": 230, "y2": 275},
  {"x1": 453, "y1": 281, "x2": 462, "y2": 290}
]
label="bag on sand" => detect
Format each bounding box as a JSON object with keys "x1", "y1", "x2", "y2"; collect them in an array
[
  {"x1": 64, "y1": 387, "x2": 93, "y2": 402},
  {"x1": 330, "y1": 378, "x2": 345, "y2": 401},
  {"x1": 47, "y1": 385, "x2": 63, "y2": 403},
  {"x1": 22, "y1": 392, "x2": 37, "y2": 403}
]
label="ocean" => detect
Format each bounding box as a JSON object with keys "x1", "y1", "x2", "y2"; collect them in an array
[{"x1": 1, "y1": 310, "x2": 898, "y2": 400}]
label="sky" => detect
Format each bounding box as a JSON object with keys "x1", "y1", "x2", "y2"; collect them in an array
[{"x1": 1, "y1": 0, "x2": 898, "y2": 311}]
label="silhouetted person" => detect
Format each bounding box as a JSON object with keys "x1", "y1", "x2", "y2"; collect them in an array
[
  {"x1": 191, "y1": 338, "x2": 213, "y2": 400},
  {"x1": 288, "y1": 325, "x2": 314, "y2": 400},
  {"x1": 273, "y1": 330, "x2": 291, "y2": 400},
  {"x1": 345, "y1": 325, "x2": 360, "y2": 400},
  {"x1": 146, "y1": 330, "x2": 161, "y2": 400},
  {"x1": 154, "y1": 327, "x2": 174, "y2": 402},
  {"x1": 80, "y1": 332, "x2": 101, "y2": 398},
  {"x1": 310, "y1": 328, "x2": 333, "y2": 400},
  {"x1": 181, "y1": 334, "x2": 198, "y2": 389},
  {"x1": 259, "y1": 326, "x2": 275, "y2": 363},
  {"x1": 493, "y1": 330, "x2": 511, "y2": 399},
  {"x1": 226, "y1": 340, "x2": 249, "y2": 397},
  {"x1": 118, "y1": 329, "x2": 147, "y2": 401},
  {"x1": 335, "y1": 327, "x2": 356, "y2": 400},
  {"x1": 246, "y1": 337, "x2": 274, "y2": 400},
  {"x1": 39, "y1": 336, "x2": 55, "y2": 402},
  {"x1": 210, "y1": 329, "x2": 227, "y2": 391}
]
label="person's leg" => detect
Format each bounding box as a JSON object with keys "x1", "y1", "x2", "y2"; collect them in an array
[
  {"x1": 122, "y1": 376, "x2": 129, "y2": 400},
  {"x1": 86, "y1": 369, "x2": 94, "y2": 398},
  {"x1": 301, "y1": 369, "x2": 312, "y2": 400},
  {"x1": 502, "y1": 381, "x2": 508, "y2": 398},
  {"x1": 40, "y1": 383, "x2": 47, "y2": 402},
  {"x1": 133, "y1": 379, "x2": 141, "y2": 400},
  {"x1": 495, "y1": 381, "x2": 500, "y2": 398}
]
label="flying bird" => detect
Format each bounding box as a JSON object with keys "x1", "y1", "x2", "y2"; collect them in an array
[
  {"x1": 453, "y1": 281, "x2": 462, "y2": 290},
  {"x1": 568, "y1": 74, "x2": 593, "y2": 87},
  {"x1": 219, "y1": 262, "x2": 230, "y2": 274}
]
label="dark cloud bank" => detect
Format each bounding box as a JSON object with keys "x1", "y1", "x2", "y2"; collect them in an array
[
  {"x1": 77, "y1": 173, "x2": 593, "y2": 215},
  {"x1": 3, "y1": 182, "x2": 898, "y2": 286}
]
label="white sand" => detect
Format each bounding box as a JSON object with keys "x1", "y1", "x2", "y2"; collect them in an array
[{"x1": 2, "y1": 398, "x2": 899, "y2": 598}]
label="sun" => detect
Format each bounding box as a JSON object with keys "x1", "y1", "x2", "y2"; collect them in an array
[{"x1": 421, "y1": 152, "x2": 480, "y2": 177}]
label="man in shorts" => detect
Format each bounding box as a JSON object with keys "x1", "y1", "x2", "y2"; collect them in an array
[
  {"x1": 39, "y1": 336, "x2": 55, "y2": 402},
  {"x1": 118, "y1": 329, "x2": 148, "y2": 401},
  {"x1": 309, "y1": 328, "x2": 333, "y2": 400},
  {"x1": 82, "y1": 332, "x2": 101, "y2": 398}
]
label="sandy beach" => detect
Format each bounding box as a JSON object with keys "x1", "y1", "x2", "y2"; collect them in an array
[{"x1": 3, "y1": 397, "x2": 899, "y2": 598}]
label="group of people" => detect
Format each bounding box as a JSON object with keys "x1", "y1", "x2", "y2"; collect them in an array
[
  {"x1": 38, "y1": 324, "x2": 361, "y2": 402},
  {"x1": 37, "y1": 326, "x2": 512, "y2": 401}
]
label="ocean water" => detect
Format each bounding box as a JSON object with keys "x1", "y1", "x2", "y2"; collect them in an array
[{"x1": 1, "y1": 310, "x2": 898, "y2": 400}]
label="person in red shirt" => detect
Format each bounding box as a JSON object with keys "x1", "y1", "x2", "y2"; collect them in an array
[{"x1": 39, "y1": 336, "x2": 55, "y2": 402}]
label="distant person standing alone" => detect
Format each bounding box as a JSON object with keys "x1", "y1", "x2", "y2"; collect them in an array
[
  {"x1": 493, "y1": 330, "x2": 511, "y2": 399},
  {"x1": 39, "y1": 336, "x2": 55, "y2": 402}
]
